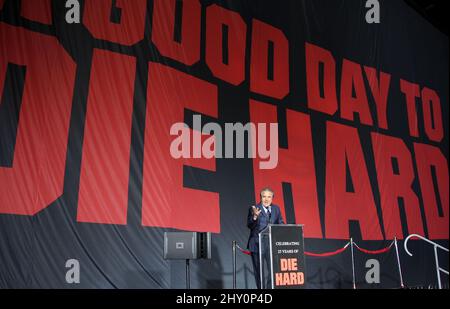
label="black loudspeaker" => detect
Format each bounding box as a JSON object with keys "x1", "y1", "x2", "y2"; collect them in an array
[
  {"x1": 197, "y1": 232, "x2": 211, "y2": 259},
  {"x1": 164, "y1": 232, "x2": 211, "y2": 260}
]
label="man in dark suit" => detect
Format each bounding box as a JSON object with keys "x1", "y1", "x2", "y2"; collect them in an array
[{"x1": 247, "y1": 187, "x2": 284, "y2": 289}]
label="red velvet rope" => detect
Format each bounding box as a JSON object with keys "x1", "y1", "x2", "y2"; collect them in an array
[
  {"x1": 236, "y1": 244, "x2": 252, "y2": 255},
  {"x1": 236, "y1": 243, "x2": 351, "y2": 257},
  {"x1": 237, "y1": 241, "x2": 393, "y2": 257},
  {"x1": 305, "y1": 244, "x2": 349, "y2": 257},
  {"x1": 354, "y1": 242, "x2": 393, "y2": 255}
]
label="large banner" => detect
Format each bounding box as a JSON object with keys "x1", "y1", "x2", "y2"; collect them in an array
[{"x1": 0, "y1": 0, "x2": 448, "y2": 288}]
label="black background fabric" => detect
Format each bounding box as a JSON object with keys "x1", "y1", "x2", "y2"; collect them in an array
[{"x1": 0, "y1": 0, "x2": 448, "y2": 288}]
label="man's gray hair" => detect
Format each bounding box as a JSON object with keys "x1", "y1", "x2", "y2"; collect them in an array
[{"x1": 260, "y1": 187, "x2": 274, "y2": 197}]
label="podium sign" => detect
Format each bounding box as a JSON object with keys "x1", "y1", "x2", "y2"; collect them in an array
[{"x1": 259, "y1": 224, "x2": 306, "y2": 289}]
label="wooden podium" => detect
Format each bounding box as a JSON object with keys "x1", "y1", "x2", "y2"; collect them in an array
[{"x1": 258, "y1": 224, "x2": 306, "y2": 289}]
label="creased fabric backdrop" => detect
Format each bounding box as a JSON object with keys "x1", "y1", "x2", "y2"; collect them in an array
[{"x1": 0, "y1": 0, "x2": 448, "y2": 288}]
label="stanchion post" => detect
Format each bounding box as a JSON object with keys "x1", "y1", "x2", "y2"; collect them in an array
[
  {"x1": 350, "y1": 238, "x2": 356, "y2": 289},
  {"x1": 232, "y1": 241, "x2": 237, "y2": 289},
  {"x1": 394, "y1": 237, "x2": 405, "y2": 288}
]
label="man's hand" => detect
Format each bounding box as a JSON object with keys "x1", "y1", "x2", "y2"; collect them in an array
[{"x1": 251, "y1": 206, "x2": 261, "y2": 220}]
